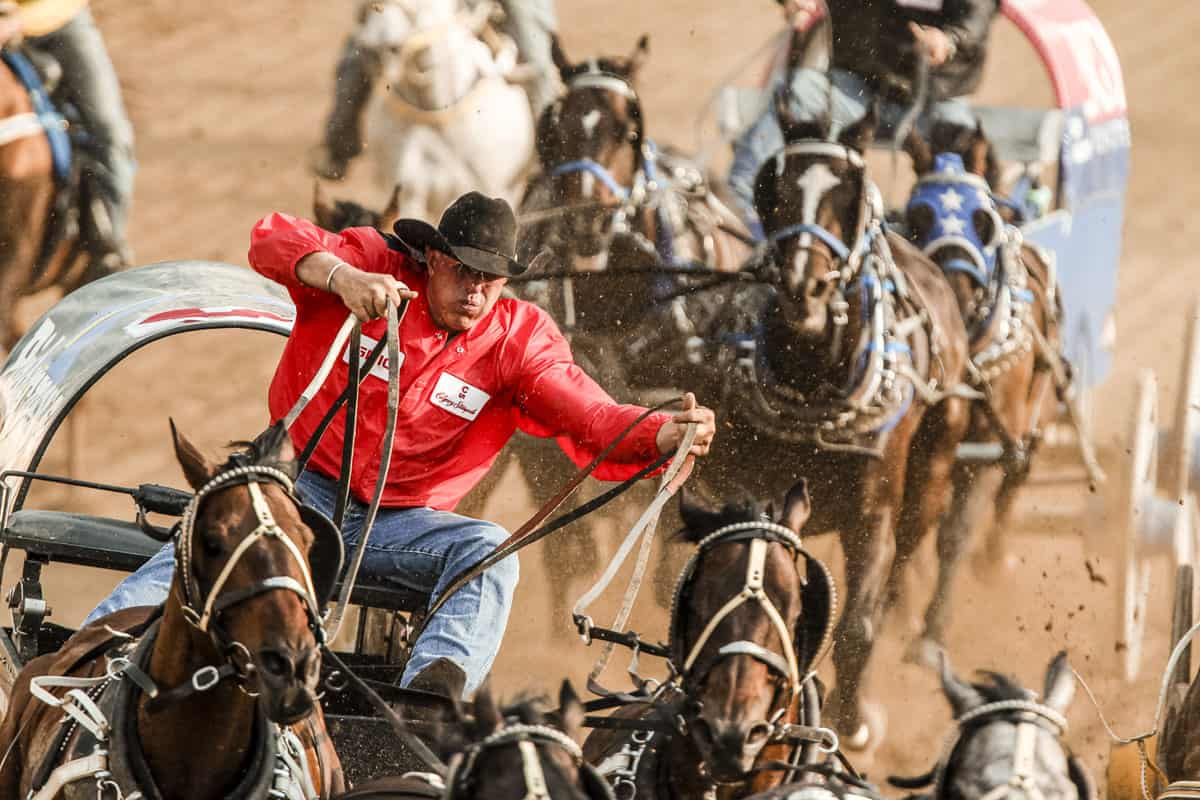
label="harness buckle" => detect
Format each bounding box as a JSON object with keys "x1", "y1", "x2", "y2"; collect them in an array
[{"x1": 192, "y1": 665, "x2": 222, "y2": 693}]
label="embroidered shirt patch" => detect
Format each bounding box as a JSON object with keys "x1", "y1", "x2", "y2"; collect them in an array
[{"x1": 430, "y1": 372, "x2": 492, "y2": 421}]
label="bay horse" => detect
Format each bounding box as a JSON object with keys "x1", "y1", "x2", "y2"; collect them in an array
[
  {"x1": 694, "y1": 103, "x2": 970, "y2": 749},
  {"x1": 0, "y1": 51, "x2": 116, "y2": 351},
  {"x1": 583, "y1": 483, "x2": 840, "y2": 800},
  {"x1": 902, "y1": 122, "x2": 1065, "y2": 663},
  {"x1": 890, "y1": 651, "x2": 1093, "y2": 800},
  {"x1": 0, "y1": 422, "x2": 344, "y2": 798},
  {"x1": 337, "y1": 681, "x2": 612, "y2": 800},
  {"x1": 313, "y1": 181, "x2": 402, "y2": 234}
]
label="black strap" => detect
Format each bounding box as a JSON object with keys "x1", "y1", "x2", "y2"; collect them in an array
[
  {"x1": 142, "y1": 663, "x2": 241, "y2": 714},
  {"x1": 334, "y1": 326, "x2": 364, "y2": 528},
  {"x1": 582, "y1": 715, "x2": 672, "y2": 732},
  {"x1": 296, "y1": 332, "x2": 389, "y2": 472},
  {"x1": 579, "y1": 626, "x2": 670, "y2": 660}
]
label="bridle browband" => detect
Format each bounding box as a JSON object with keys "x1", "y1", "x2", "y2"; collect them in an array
[
  {"x1": 177, "y1": 465, "x2": 326, "y2": 640},
  {"x1": 446, "y1": 722, "x2": 612, "y2": 800},
  {"x1": 675, "y1": 522, "x2": 805, "y2": 698}
]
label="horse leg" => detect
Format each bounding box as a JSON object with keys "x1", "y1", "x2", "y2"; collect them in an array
[{"x1": 888, "y1": 398, "x2": 971, "y2": 666}]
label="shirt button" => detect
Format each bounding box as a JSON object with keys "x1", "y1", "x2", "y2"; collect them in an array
[{"x1": 455, "y1": 346, "x2": 464, "y2": 354}]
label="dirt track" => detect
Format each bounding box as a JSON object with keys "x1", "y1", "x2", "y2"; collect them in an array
[{"x1": 9, "y1": 0, "x2": 1200, "y2": 787}]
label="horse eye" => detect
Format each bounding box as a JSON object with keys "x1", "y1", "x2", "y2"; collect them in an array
[{"x1": 201, "y1": 532, "x2": 224, "y2": 558}]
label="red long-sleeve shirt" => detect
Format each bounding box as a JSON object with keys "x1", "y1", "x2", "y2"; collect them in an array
[{"x1": 248, "y1": 213, "x2": 671, "y2": 511}]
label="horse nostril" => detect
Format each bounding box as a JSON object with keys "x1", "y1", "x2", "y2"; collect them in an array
[{"x1": 745, "y1": 722, "x2": 773, "y2": 748}]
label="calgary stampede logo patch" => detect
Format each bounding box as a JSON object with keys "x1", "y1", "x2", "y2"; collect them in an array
[{"x1": 430, "y1": 373, "x2": 491, "y2": 421}]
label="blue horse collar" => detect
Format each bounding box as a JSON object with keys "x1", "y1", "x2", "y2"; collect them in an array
[{"x1": 906, "y1": 153, "x2": 1004, "y2": 286}]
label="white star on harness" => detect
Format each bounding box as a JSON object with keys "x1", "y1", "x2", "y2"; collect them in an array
[
  {"x1": 940, "y1": 214, "x2": 967, "y2": 235},
  {"x1": 938, "y1": 188, "x2": 965, "y2": 212}
]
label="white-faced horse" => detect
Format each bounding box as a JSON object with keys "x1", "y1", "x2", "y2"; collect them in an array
[{"x1": 361, "y1": 0, "x2": 535, "y2": 221}]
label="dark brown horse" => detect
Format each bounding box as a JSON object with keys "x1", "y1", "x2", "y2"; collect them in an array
[
  {"x1": 583, "y1": 484, "x2": 839, "y2": 800},
  {"x1": 313, "y1": 181, "x2": 402, "y2": 235},
  {"x1": 902, "y1": 123, "x2": 1064, "y2": 663},
  {"x1": 0, "y1": 423, "x2": 343, "y2": 798},
  {"x1": 337, "y1": 681, "x2": 610, "y2": 800},
  {"x1": 694, "y1": 105, "x2": 970, "y2": 749},
  {"x1": 0, "y1": 56, "x2": 116, "y2": 352}
]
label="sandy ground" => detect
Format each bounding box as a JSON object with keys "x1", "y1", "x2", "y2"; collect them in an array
[{"x1": 4, "y1": 0, "x2": 1200, "y2": 789}]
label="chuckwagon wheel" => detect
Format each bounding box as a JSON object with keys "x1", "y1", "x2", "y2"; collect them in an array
[
  {"x1": 1115, "y1": 371, "x2": 1161, "y2": 681},
  {"x1": 1170, "y1": 564, "x2": 1195, "y2": 694},
  {"x1": 1115, "y1": 369, "x2": 1200, "y2": 681},
  {"x1": 1162, "y1": 298, "x2": 1200, "y2": 520}
]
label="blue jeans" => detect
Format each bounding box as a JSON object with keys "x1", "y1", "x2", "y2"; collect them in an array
[
  {"x1": 728, "y1": 67, "x2": 976, "y2": 229},
  {"x1": 85, "y1": 470, "x2": 518, "y2": 695},
  {"x1": 30, "y1": 8, "x2": 135, "y2": 244}
]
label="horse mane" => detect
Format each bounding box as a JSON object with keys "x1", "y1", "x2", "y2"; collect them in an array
[
  {"x1": 674, "y1": 494, "x2": 772, "y2": 544},
  {"x1": 222, "y1": 423, "x2": 299, "y2": 480},
  {"x1": 559, "y1": 57, "x2": 635, "y2": 82},
  {"x1": 970, "y1": 671, "x2": 1036, "y2": 703}
]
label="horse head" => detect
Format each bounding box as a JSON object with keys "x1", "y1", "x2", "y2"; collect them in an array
[
  {"x1": 435, "y1": 681, "x2": 606, "y2": 800},
  {"x1": 753, "y1": 102, "x2": 878, "y2": 341},
  {"x1": 537, "y1": 34, "x2": 649, "y2": 259},
  {"x1": 934, "y1": 651, "x2": 1087, "y2": 800},
  {"x1": 170, "y1": 421, "x2": 336, "y2": 726},
  {"x1": 904, "y1": 122, "x2": 1006, "y2": 324},
  {"x1": 313, "y1": 181, "x2": 403, "y2": 233},
  {"x1": 671, "y1": 482, "x2": 818, "y2": 781},
  {"x1": 362, "y1": 0, "x2": 491, "y2": 110}
]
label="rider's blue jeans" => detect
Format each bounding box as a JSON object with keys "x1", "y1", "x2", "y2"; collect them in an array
[
  {"x1": 29, "y1": 8, "x2": 135, "y2": 244},
  {"x1": 727, "y1": 67, "x2": 977, "y2": 229},
  {"x1": 84, "y1": 470, "x2": 518, "y2": 696}
]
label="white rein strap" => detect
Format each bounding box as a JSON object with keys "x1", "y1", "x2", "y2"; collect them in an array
[{"x1": 681, "y1": 524, "x2": 803, "y2": 695}]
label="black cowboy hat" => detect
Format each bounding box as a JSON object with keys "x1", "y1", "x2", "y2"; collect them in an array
[{"x1": 391, "y1": 192, "x2": 531, "y2": 278}]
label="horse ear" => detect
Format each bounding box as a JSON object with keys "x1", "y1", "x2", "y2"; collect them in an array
[
  {"x1": 939, "y1": 649, "x2": 984, "y2": 717},
  {"x1": 313, "y1": 181, "x2": 335, "y2": 231},
  {"x1": 627, "y1": 34, "x2": 650, "y2": 78},
  {"x1": 550, "y1": 33, "x2": 572, "y2": 78},
  {"x1": 1042, "y1": 651, "x2": 1076, "y2": 714},
  {"x1": 781, "y1": 479, "x2": 812, "y2": 534},
  {"x1": 905, "y1": 127, "x2": 934, "y2": 176},
  {"x1": 558, "y1": 680, "x2": 585, "y2": 741},
  {"x1": 473, "y1": 681, "x2": 503, "y2": 735},
  {"x1": 678, "y1": 487, "x2": 715, "y2": 533},
  {"x1": 838, "y1": 104, "x2": 878, "y2": 153},
  {"x1": 171, "y1": 419, "x2": 218, "y2": 490},
  {"x1": 965, "y1": 120, "x2": 991, "y2": 178},
  {"x1": 381, "y1": 184, "x2": 402, "y2": 229}
]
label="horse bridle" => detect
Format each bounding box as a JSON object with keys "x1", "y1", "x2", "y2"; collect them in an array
[
  {"x1": 446, "y1": 723, "x2": 613, "y2": 800},
  {"x1": 671, "y1": 521, "x2": 808, "y2": 743},
  {"x1": 547, "y1": 67, "x2": 648, "y2": 215},
  {"x1": 932, "y1": 700, "x2": 1070, "y2": 800},
  {"x1": 906, "y1": 166, "x2": 1006, "y2": 289},
  {"x1": 176, "y1": 465, "x2": 327, "y2": 653}
]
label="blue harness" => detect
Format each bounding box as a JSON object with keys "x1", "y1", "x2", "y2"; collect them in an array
[
  {"x1": 0, "y1": 49, "x2": 72, "y2": 183},
  {"x1": 905, "y1": 153, "x2": 1001, "y2": 288}
]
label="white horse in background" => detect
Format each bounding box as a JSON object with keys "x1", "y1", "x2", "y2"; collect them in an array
[{"x1": 360, "y1": 0, "x2": 535, "y2": 221}]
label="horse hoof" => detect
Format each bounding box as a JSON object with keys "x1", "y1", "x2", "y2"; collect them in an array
[
  {"x1": 971, "y1": 546, "x2": 1019, "y2": 580},
  {"x1": 903, "y1": 636, "x2": 944, "y2": 669}
]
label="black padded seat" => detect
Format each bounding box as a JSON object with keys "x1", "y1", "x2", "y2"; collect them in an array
[
  {"x1": 3, "y1": 510, "x2": 161, "y2": 571},
  {"x1": 2, "y1": 511, "x2": 429, "y2": 613}
]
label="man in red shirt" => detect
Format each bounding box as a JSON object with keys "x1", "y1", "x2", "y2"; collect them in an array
[{"x1": 87, "y1": 192, "x2": 715, "y2": 694}]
